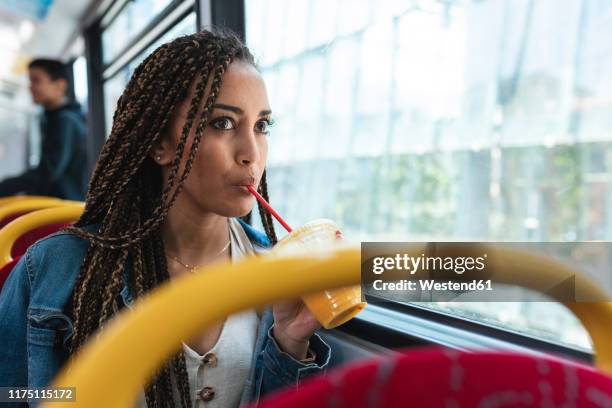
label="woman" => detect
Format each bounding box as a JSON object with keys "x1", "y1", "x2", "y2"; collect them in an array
[{"x1": 0, "y1": 30, "x2": 330, "y2": 407}]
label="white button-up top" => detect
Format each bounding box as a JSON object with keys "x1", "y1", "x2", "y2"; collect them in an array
[{"x1": 135, "y1": 218, "x2": 259, "y2": 407}]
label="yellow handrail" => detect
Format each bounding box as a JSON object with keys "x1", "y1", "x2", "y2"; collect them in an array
[
  {"x1": 49, "y1": 249, "x2": 361, "y2": 407},
  {"x1": 0, "y1": 204, "x2": 85, "y2": 268},
  {"x1": 45, "y1": 246, "x2": 612, "y2": 407},
  {"x1": 0, "y1": 199, "x2": 78, "y2": 227},
  {"x1": 0, "y1": 196, "x2": 62, "y2": 206}
]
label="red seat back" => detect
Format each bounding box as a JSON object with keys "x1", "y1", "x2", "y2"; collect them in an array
[
  {"x1": 0, "y1": 257, "x2": 20, "y2": 292},
  {"x1": 256, "y1": 347, "x2": 612, "y2": 408},
  {"x1": 0, "y1": 211, "x2": 29, "y2": 229},
  {"x1": 10, "y1": 222, "x2": 72, "y2": 258},
  {"x1": 0, "y1": 216, "x2": 74, "y2": 292}
]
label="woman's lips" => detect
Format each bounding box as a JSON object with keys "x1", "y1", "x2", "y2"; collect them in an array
[
  {"x1": 232, "y1": 176, "x2": 256, "y2": 196},
  {"x1": 234, "y1": 184, "x2": 254, "y2": 195}
]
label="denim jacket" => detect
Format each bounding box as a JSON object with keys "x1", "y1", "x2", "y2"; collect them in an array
[{"x1": 0, "y1": 219, "x2": 331, "y2": 406}]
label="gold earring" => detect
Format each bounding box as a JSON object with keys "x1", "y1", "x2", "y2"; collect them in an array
[{"x1": 156, "y1": 155, "x2": 162, "y2": 162}]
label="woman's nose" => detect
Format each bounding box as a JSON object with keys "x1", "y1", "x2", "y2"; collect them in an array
[{"x1": 237, "y1": 130, "x2": 261, "y2": 165}]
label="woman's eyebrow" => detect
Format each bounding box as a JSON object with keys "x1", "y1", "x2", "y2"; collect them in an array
[
  {"x1": 212, "y1": 103, "x2": 243, "y2": 114},
  {"x1": 212, "y1": 103, "x2": 272, "y2": 117}
]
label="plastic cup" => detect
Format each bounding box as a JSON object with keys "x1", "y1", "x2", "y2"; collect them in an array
[{"x1": 270, "y1": 219, "x2": 366, "y2": 329}]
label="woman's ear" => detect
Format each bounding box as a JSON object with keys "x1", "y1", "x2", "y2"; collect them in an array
[{"x1": 149, "y1": 135, "x2": 174, "y2": 166}]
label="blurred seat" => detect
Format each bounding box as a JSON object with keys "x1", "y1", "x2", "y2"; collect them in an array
[
  {"x1": 0, "y1": 258, "x2": 20, "y2": 294},
  {"x1": 0, "y1": 197, "x2": 74, "y2": 229},
  {"x1": 0, "y1": 195, "x2": 63, "y2": 212},
  {"x1": 0, "y1": 204, "x2": 84, "y2": 291},
  {"x1": 257, "y1": 346, "x2": 612, "y2": 407}
]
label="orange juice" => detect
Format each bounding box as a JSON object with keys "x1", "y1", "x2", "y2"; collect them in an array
[{"x1": 271, "y1": 219, "x2": 366, "y2": 329}]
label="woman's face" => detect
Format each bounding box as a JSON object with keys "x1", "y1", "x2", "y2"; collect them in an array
[{"x1": 154, "y1": 61, "x2": 272, "y2": 217}]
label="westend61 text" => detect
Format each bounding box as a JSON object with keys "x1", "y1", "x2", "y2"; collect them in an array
[{"x1": 372, "y1": 279, "x2": 493, "y2": 291}]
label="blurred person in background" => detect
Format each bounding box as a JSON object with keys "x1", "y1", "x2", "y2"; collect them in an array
[{"x1": 0, "y1": 58, "x2": 87, "y2": 200}]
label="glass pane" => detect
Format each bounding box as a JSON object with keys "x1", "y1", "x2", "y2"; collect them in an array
[
  {"x1": 104, "y1": 69, "x2": 131, "y2": 135},
  {"x1": 103, "y1": 13, "x2": 196, "y2": 134},
  {"x1": 102, "y1": 0, "x2": 174, "y2": 64},
  {"x1": 245, "y1": 0, "x2": 612, "y2": 351},
  {"x1": 73, "y1": 55, "x2": 88, "y2": 113},
  {"x1": 0, "y1": 105, "x2": 31, "y2": 178},
  {"x1": 413, "y1": 301, "x2": 591, "y2": 351}
]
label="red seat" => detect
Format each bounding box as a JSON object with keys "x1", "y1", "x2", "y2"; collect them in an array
[
  {"x1": 0, "y1": 205, "x2": 83, "y2": 292},
  {"x1": 0, "y1": 257, "x2": 20, "y2": 291},
  {"x1": 256, "y1": 347, "x2": 612, "y2": 408},
  {"x1": 0, "y1": 221, "x2": 72, "y2": 292},
  {"x1": 10, "y1": 221, "x2": 71, "y2": 258},
  {"x1": 0, "y1": 212, "x2": 29, "y2": 229}
]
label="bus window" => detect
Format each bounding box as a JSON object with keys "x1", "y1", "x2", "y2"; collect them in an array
[
  {"x1": 73, "y1": 55, "x2": 88, "y2": 113},
  {"x1": 102, "y1": 0, "x2": 174, "y2": 64},
  {"x1": 103, "y1": 11, "x2": 197, "y2": 134},
  {"x1": 245, "y1": 0, "x2": 612, "y2": 352}
]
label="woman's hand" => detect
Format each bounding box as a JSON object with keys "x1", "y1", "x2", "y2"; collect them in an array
[{"x1": 272, "y1": 299, "x2": 321, "y2": 361}]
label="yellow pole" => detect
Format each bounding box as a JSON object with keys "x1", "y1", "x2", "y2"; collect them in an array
[
  {"x1": 0, "y1": 196, "x2": 62, "y2": 206},
  {"x1": 48, "y1": 249, "x2": 361, "y2": 407},
  {"x1": 0, "y1": 204, "x2": 85, "y2": 268}
]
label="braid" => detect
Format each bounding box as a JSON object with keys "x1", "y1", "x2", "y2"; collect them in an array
[
  {"x1": 257, "y1": 170, "x2": 278, "y2": 245},
  {"x1": 67, "y1": 30, "x2": 258, "y2": 407},
  {"x1": 172, "y1": 353, "x2": 192, "y2": 408},
  {"x1": 84, "y1": 44, "x2": 196, "y2": 217}
]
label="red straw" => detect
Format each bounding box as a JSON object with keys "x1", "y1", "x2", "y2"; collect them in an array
[{"x1": 247, "y1": 185, "x2": 293, "y2": 233}]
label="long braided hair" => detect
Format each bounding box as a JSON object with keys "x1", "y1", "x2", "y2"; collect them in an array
[{"x1": 65, "y1": 30, "x2": 278, "y2": 407}]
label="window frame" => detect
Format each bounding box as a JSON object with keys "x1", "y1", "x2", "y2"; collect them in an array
[
  {"x1": 101, "y1": 0, "x2": 195, "y2": 80},
  {"x1": 339, "y1": 295, "x2": 594, "y2": 363},
  {"x1": 82, "y1": 0, "x2": 202, "y2": 168}
]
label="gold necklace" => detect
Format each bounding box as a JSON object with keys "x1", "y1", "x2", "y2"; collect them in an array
[{"x1": 167, "y1": 240, "x2": 231, "y2": 272}]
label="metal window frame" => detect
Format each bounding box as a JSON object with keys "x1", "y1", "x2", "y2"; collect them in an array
[
  {"x1": 82, "y1": 0, "x2": 200, "y2": 173},
  {"x1": 101, "y1": 0, "x2": 195, "y2": 79},
  {"x1": 196, "y1": 0, "x2": 211, "y2": 29},
  {"x1": 209, "y1": 0, "x2": 245, "y2": 40},
  {"x1": 336, "y1": 295, "x2": 593, "y2": 364},
  {"x1": 83, "y1": 20, "x2": 105, "y2": 175},
  {"x1": 65, "y1": 58, "x2": 77, "y2": 103},
  {"x1": 100, "y1": 0, "x2": 130, "y2": 29}
]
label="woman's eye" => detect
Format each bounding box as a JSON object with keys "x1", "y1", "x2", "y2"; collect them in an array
[
  {"x1": 255, "y1": 118, "x2": 274, "y2": 134},
  {"x1": 211, "y1": 117, "x2": 234, "y2": 130}
]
